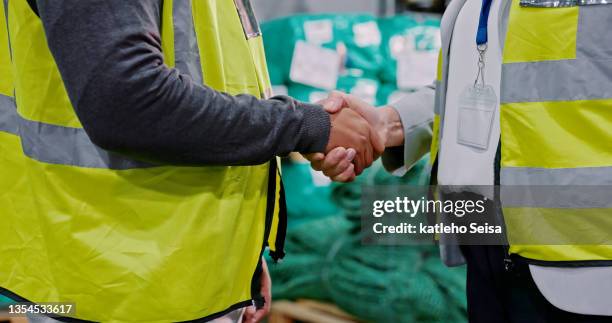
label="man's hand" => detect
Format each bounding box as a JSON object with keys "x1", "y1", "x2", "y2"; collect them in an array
[
  {"x1": 338, "y1": 93, "x2": 404, "y2": 148},
  {"x1": 243, "y1": 258, "x2": 272, "y2": 323},
  {"x1": 309, "y1": 93, "x2": 384, "y2": 176},
  {"x1": 310, "y1": 92, "x2": 404, "y2": 182},
  {"x1": 326, "y1": 108, "x2": 384, "y2": 175},
  {"x1": 309, "y1": 147, "x2": 358, "y2": 182}
]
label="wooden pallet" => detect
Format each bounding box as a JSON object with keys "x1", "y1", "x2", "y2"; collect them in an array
[
  {"x1": 0, "y1": 312, "x2": 27, "y2": 323},
  {"x1": 269, "y1": 299, "x2": 360, "y2": 323}
]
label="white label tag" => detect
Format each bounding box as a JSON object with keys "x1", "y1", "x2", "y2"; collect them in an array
[
  {"x1": 397, "y1": 50, "x2": 438, "y2": 89},
  {"x1": 310, "y1": 168, "x2": 332, "y2": 187},
  {"x1": 308, "y1": 91, "x2": 330, "y2": 104},
  {"x1": 457, "y1": 85, "x2": 498, "y2": 150},
  {"x1": 350, "y1": 79, "x2": 378, "y2": 105},
  {"x1": 353, "y1": 21, "x2": 381, "y2": 47},
  {"x1": 271, "y1": 85, "x2": 288, "y2": 96},
  {"x1": 390, "y1": 34, "x2": 413, "y2": 59},
  {"x1": 304, "y1": 20, "x2": 333, "y2": 45},
  {"x1": 290, "y1": 41, "x2": 340, "y2": 90}
]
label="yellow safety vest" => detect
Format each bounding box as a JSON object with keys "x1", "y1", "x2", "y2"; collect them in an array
[
  {"x1": 431, "y1": 1, "x2": 612, "y2": 264},
  {"x1": 0, "y1": 0, "x2": 286, "y2": 322}
]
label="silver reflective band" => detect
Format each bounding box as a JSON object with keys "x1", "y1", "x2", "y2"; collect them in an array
[
  {"x1": 502, "y1": 5, "x2": 612, "y2": 103},
  {"x1": 173, "y1": 0, "x2": 203, "y2": 85},
  {"x1": 520, "y1": 0, "x2": 610, "y2": 6},
  {"x1": 433, "y1": 80, "x2": 443, "y2": 115},
  {"x1": 0, "y1": 94, "x2": 17, "y2": 135},
  {"x1": 0, "y1": 95, "x2": 152, "y2": 169},
  {"x1": 501, "y1": 58, "x2": 612, "y2": 103},
  {"x1": 19, "y1": 118, "x2": 152, "y2": 169},
  {"x1": 520, "y1": 0, "x2": 577, "y2": 7},
  {"x1": 501, "y1": 185, "x2": 612, "y2": 208},
  {"x1": 577, "y1": 6, "x2": 612, "y2": 60},
  {"x1": 501, "y1": 166, "x2": 612, "y2": 185}
]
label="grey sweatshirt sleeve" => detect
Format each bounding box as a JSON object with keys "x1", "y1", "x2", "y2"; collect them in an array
[
  {"x1": 381, "y1": 84, "x2": 435, "y2": 173},
  {"x1": 35, "y1": 0, "x2": 330, "y2": 166}
]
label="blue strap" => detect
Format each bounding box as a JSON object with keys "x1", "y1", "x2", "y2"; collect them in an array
[{"x1": 476, "y1": 0, "x2": 494, "y2": 45}]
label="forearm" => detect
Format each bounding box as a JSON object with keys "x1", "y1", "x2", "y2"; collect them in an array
[{"x1": 37, "y1": 0, "x2": 330, "y2": 166}]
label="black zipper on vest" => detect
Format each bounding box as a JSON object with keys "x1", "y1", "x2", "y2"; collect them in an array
[
  {"x1": 260, "y1": 160, "x2": 287, "y2": 263},
  {"x1": 268, "y1": 162, "x2": 287, "y2": 262},
  {"x1": 510, "y1": 255, "x2": 612, "y2": 268},
  {"x1": 249, "y1": 161, "x2": 287, "y2": 308},
  {"x1": 494, "y1": 139, "x2": 514, "y2": 272}
]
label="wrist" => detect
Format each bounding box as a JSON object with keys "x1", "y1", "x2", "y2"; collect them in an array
[
  {"x1": 379, "y1": 106, "x2": 404, "y2": 147},
  {"x1": 296, "y1": 102, "x2": 332, "y2": 153}
]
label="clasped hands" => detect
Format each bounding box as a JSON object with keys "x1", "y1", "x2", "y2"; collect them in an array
[{"x1": 306, "y1": 92, "x2": 404, "y2": 182}]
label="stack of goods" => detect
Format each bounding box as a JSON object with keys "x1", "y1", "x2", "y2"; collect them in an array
[
  {"x1": 268, "y1": 158, "x2": 468, "y2": 322},
  {"x1": 261, "y1": 13, "x2": 441, "y2": 106},
  {"x1": 263, "y1": 13, "x2": 465, "y2": 322},
  {"x1": 262, "y1": 14, "x2": 384, "y2": 85}
]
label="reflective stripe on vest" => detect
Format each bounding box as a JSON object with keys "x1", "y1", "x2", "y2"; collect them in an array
[
  {"x1": 0, "y1": 0, "x2": 284, "y2": 322},
  {"x1": 500, "y1": 2, "x2": 612, "y2": 263},
  {"x1": 0, "y1": 94, "x2": 17, "y2": 135},
  {"x1": 1, "y1": 93, "x2": 150, "y2": 169}
]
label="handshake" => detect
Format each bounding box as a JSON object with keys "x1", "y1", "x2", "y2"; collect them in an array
[{"x1": 306, "y1": 92, "x2": 404, "y2": 182}]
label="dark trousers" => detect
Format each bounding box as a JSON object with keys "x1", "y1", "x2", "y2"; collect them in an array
[{"x1": 460, "y1": 245, "x2": 612, "y2": 323}]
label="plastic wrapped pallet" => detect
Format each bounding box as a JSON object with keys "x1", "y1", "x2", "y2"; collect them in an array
[
  {"x1": 378, "y1": 14, "x2": 441, "y2": 89},
  {"x1": 262, "y1": 14, "x2": 385, "y2": 86}
]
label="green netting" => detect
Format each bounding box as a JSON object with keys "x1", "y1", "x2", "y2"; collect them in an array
[
  {"x1": 270, "y1": 157, "x2": 467, "y2": 322},
  {"x1": 324, "y1": 238, "x2": 466, "y2": 323},
  {"x1": 269, "y1": 215, "x2": 352, "y2": 301}
]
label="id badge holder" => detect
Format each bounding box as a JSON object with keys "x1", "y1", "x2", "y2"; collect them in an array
[{"x1": 457, "y1": 84, "x2": 497, "y2": 150}]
